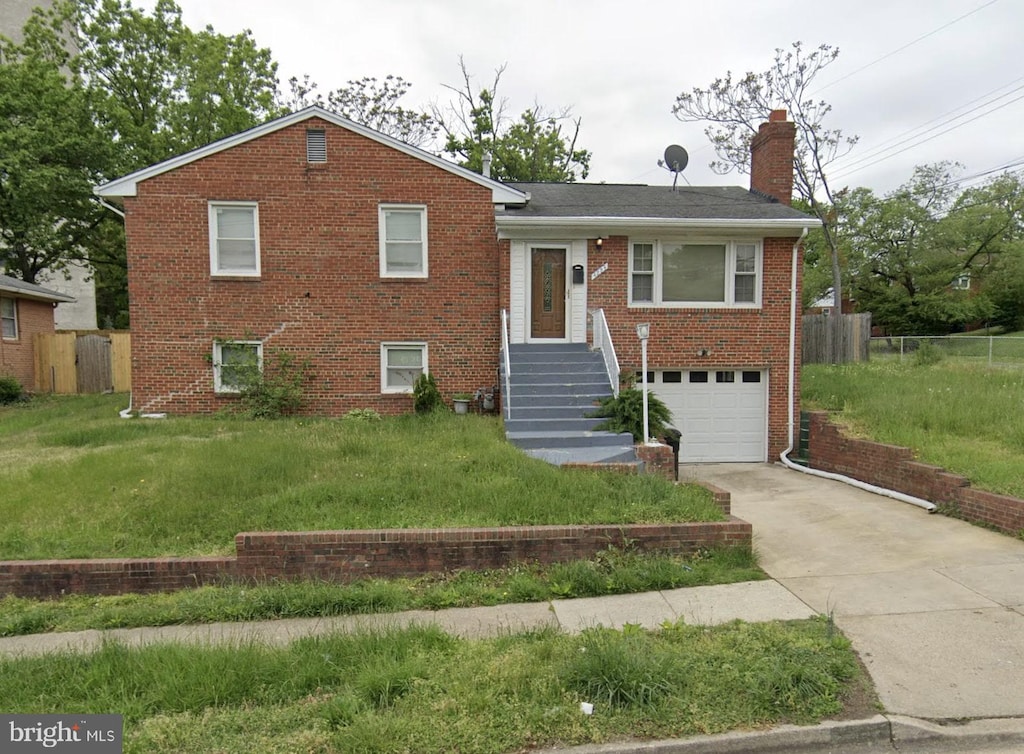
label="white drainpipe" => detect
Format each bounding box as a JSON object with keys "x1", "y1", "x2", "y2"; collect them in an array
[{"x1": 778, "y1": 227, "x2": 937, "y2": 513}]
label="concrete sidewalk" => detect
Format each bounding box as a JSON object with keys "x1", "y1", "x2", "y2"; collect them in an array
[{"x1": 0, "y1": 579, "x2": 815, "y2": 658}]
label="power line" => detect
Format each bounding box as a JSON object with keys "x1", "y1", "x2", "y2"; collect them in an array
[
  {"x1": 831, "y1": 91, "x2": 1024, "y2": 181},
  {"x1": 830, "y1": 76, "x2": 1024, "y2": 172},
  {"x1": 813, "y1": 0, "x2": 1002, "y2": 93}
]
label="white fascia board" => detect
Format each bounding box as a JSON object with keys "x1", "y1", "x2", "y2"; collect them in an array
[
  {"x1": 0, "y1": 282, "x2": 76, "y2": 303},
  {"x1": 95, "y1": 106, "x2": 527, "y2": 205},
  {"x1": 495, "y1": 215, "x2": 820, "y2": 239}
]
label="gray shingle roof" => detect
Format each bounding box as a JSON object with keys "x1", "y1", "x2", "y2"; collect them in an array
[
  {"x1": 498, "y1": 182, "x2": 815, "y2": 222},
  {"x1": 0, "y1": 274, "x2": 76, "y2": 303}
]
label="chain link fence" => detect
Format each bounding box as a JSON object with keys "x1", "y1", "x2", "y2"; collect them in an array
[{"x1": 869, "y1": 335, "x2": 1024, "y2": 367}]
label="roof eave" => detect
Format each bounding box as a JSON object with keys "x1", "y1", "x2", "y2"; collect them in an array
[
  {"x1": 0, "y1": 283, "x2": 76, "y2": 303},
  {"x1": 94, "y1": 107, "x2": 528, "y2": 205},
  {"x1": 495, "y1": 215, "x2": 821, "y2": 239}
]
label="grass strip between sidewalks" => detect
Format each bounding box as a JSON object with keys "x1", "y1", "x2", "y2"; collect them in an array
[
  {"x1": 0, "y1": 546, "x2": 762, "y2": 636},
  {"x1": 0, "y1": 618, "x2": 862, "y2": 754}
]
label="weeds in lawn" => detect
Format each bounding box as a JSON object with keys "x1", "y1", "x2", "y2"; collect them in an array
[
  {"x1": 0, "y1": 395, "x2": 721, "y2": 559},
  {"x1": 803, "y1": 362, "x2": 1024, "y2": 497},
  {"x1": 0, "y1": 618, "x2": 860, "y2": 754},
  {"x1": 0, "y1": 547, "x2": 762, "y2": 636}
]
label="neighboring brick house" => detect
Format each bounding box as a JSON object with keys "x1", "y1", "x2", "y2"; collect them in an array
[
  {"x1": 95, "y1": 106, "x2": 817, "y2": 462},
  {"x1": 0, "y1": 274, "x2": 75, "y2": 389}
]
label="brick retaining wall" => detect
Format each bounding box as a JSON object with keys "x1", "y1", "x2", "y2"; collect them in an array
[
  {"x1": 0, "y1": 519, "x2": 751, "y2": 598},
  {"x1": 807, "y1": 411, "x2": 1024, "y2": 534}
]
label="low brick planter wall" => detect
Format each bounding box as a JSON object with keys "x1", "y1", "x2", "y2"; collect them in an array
[
  {"x1": 0, "y1": 519, "x2": 751, "y2": 598},
  {"x1": 807, "y1": 411, "x2": 1024, "y2": 534}
]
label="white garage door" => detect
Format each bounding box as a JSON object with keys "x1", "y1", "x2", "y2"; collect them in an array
[{"x1": 648, "y1": 369, "x2": 767, "y2": 462}]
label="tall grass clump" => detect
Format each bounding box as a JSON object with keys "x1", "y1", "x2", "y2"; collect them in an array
[
  {"x1": 0, "y1": 395, "x2": 721, "y2": 559},
  {"x1": 803, "y1": 361, "x2": 1024, "y2": 497},
  {"x1": 0, "y1": 618, "x2": 862, "y2": 753}
]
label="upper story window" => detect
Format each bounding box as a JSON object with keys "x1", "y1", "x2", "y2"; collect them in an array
[
  {"x1": 629, "y1": 240, "x2": 761, "y2": 307},
  {"x1": 1, "y1": 297, "x2": 17, "y2": 339},
  {"x1": 952, "y1": 272, "x2": 971, "y2": 291},
  {"x1": 209, "y1": 202, "x2": 260, "y2": 277},
  {"x1": 379, "y1": 205, "x2": 427, "y2": 278}
]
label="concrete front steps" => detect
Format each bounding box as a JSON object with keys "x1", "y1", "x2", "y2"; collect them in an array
[{"x1": 503, "y1": 343, "x2": 638, "y2": 466}]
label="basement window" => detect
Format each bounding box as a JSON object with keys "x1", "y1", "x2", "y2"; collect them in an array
[{"x1": 306, "y1": 129, "x2": 327, "y2": 162}]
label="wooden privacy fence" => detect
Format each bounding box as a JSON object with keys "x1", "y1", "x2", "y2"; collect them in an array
[
  {"x1": 802, "y1": 313, "x2": 871, "y2": 364},
  {"x1": 33, "y1": 331, "x2": 131, "y2": 394}
]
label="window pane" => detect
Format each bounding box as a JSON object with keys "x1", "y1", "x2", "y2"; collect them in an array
[
  {"x1": 219, "y1": 344, "x2": 259, "y2": 390},
  {"x1": 217, "y1": 208, "x2": 254, "y2": 238},
  {"x1": 632, "y1": 274, "x2": 653, "y2": 302},
  {"x1": 689, "y1": 371, "x2": 709, "y2": 383},
  {"x1": 387, "y1": 348, "x2": 423, "y2": 368},
  {"x1": 735, "y1": 244, "x2": 756, "y2": 273},
  {"x1": 716, "y1": 371, "x2": 735, "y2": 383},
  {"x1": 742, "y1": 371, "x2": 761, "y2": 383},
  {"x1": 1, "y1": 298, "x2": 15, "y2": 339},
  {"x1": 662, "y1": 244, "x2": 725, "y2": 302},
  {"x1": 386, "y1": 243, "x2": 423, "y2": 273},
  {"x1": 734, "y1": 274, "x2": 755, "y2": 303},
  {"x1": 385, "y1": 346, "x2": 424, "y2": 390},
  {"x1": 662, "y1": 371, "x2": 682, "y2": 383},
  {"x1": 218, "y1": 240, "x2": 257, "y2": 270},
  {"x1": 385, "y1": 211, "x2": 422, "y2": 242},
  {"x1": 632, "y1": 243, "x2": 653, "y2": 272}
]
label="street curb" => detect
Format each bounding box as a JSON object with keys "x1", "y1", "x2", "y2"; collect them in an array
[
  {"x1": 534, "y1": 716, "x2": 892, "y2": 753},
  {"x1": 889, "y1": 715, "x2": 1024, "y2": 750},
  {"x1": 534, "y1": 714, "x2": 1024, "y2": 753}
]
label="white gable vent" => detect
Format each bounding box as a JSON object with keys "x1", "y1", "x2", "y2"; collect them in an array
[{"x1": 306, "y1": 129, "x2": 327, "y2": 162}]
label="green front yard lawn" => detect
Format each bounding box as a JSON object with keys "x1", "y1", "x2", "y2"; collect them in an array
[{"x1": 0, "y1": 395, "x2": 721, "y2": 560}]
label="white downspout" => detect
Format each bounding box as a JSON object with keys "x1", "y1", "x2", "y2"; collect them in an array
[{"x1": 778, "y1": 227, "x2": 937, "y2": 513}]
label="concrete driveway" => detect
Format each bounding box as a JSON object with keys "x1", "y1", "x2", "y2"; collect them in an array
[{"x1": 687, "y1": 463, "x2": 1024, "y2": 720}]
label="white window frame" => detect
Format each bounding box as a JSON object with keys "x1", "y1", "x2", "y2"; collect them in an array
[
  {"x1": 213, "y1": 340, "x2": 263, "y2": 394},
  {"x1": 1, "y1": 297, "x2": 17, "y2": 340},
  {"x1": 381, "y1": 342, "x2": 427, "y2": 393},
  {"x1": 379, "y1": 204, "x2": 428, "y2": 278},
  {"x1": 209, "y1": 201, "x2": 261, "y2": 277},
  {"x1": 628, "y1": 239, "x2": 763, "y2": 308}
]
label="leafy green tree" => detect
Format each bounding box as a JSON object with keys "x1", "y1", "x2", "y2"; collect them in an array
[
  {"x1": 71, "y1": 0, "x2": 280, "y2": 171},
  {"x1": 280, "y1": 74, "x2": 437, "y2": 147},
  {"x1": 841, "y1": 164, "x2": 999, "y2": 334},
  {"x1": 672, "y1": 42, "x2": 856, "y2": 335},
  {"x1": 0, "y1": 28, "x2": 111, "y2": 284},
  {"x1": 434, "y1": 58, "x2": 591, "y2": 181}
]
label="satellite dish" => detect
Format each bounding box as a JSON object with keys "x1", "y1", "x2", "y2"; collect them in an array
[
  {"x1": 657, "y1": 145, "x2": 689, "y2": 191},
  {"x1": 663, "y1": 145, "x2": 689, "y2": 173}
]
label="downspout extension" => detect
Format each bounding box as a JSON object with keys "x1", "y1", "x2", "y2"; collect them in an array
[{"x1": 778, "y1": 227, "x2": 937, "y2": 513}]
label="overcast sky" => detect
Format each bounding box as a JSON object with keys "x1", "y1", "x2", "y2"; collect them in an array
[{"x1": 154, "y1": 0, "x2": 1022, "y2": 196}]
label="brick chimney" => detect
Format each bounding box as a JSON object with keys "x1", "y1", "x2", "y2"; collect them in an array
[{"x1": 749, "y1": 109, "x2": 796, "y2": 205}]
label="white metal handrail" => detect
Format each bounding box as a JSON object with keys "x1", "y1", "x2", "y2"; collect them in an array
[
  {"x1": 591, "y1": 308, "x2": 620, "y2": 397},
  {"x1": 500, "y1": 309, "x2": 512, "y2": 418}
]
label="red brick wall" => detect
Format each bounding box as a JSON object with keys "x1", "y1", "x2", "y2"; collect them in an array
[
  {"x1": 807, "y1": 411, "x2": 1024, "y2": 534},
  {"x1": 750, "y1": 110, "x2": 796, "y2": 205},
  {"x1": 124, "y1": 118, "x2": 501, "y2": 415},
  {"x1": 0, "y1": 520, "x2": 752, "y2": 597},
  {"x1": 0, "y1": 297, "x2": 56, "y2": 389},
  {"x1": 587, "y1": 235, "x2": 802, "y2": 461}
]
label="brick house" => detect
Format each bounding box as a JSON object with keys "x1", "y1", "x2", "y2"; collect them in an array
[
  {"x1": 95, "y1": 106, "x2": 817, "y2": 463},
  {"x1": 0, "y1": 274, "x2": 75, "y2": 389}
]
